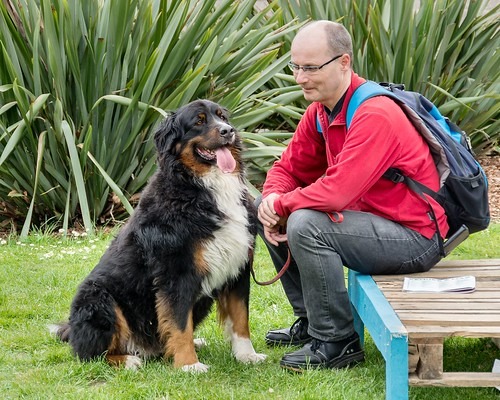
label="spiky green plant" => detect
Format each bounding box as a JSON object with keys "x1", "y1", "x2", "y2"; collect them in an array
[{"x1": 0, "y1": 0, "x2": 299, "y2": 235}]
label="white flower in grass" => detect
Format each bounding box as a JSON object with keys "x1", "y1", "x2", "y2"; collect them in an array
[
  {"x1": 0, "y1": 239, "x2": 7, "y2": 245},
  {"x1": 42, "y1": 251, "x2": 54, "y2": 259}
]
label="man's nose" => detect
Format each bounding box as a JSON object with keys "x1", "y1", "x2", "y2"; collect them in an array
[{"x1": 294, "y1": 70, "x2": 308, "y2": 83}]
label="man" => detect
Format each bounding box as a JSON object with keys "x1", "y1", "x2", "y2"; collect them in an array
[{"x1": 257, "y1": 20, "x2": 448, "y2": 372}]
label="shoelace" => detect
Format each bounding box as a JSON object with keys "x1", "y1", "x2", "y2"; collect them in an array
[{"x1": 310, "y1": 338, "x2": 321, "y2": 352}]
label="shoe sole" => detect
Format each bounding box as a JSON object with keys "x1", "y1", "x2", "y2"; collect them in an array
[
  {"x1": 265, "y1": 337, "x2": 313, "y2": 347},
  {"x1": 280, "y1": 350, "x2": 365, "y2": 373}
]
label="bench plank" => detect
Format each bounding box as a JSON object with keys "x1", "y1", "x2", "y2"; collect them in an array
[
  {"x1": 384, "y1": 292, "x2": 500, "y2": 300},
  {"x1": 397, "y1": 313, "x2": 499, "y2": 325},
  {"x1": 436, "y1": 259, "x2": 500, "y2": 267},
  {"x1": 389, "y1": 302, "x2": 500, "y2": 310},
  {"x1": 406, "y1": 325, "x2": 500, "y2": 338},
  {"x1": 409, "y1": 372, "x2": 500, "y2": 387}
]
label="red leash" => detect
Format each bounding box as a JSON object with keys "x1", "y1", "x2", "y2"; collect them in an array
[
  {"x1": 251, "y1": 248, "x2": 292, "y2": 286},
  {"x1": 252, "y1": 212, "x2": 343, "y2": 286}
]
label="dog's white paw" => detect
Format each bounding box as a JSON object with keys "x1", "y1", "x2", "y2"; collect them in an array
[
  {"x1": 235, "y1": 351, "x2": 267, "y2": 364},
  {"x1": 193, "y1": 338, "x2": 207, "y2": 349},
  {"x1": 124, "y1": 355, "x2": 142, "y2": 370},
  {"x1": 232, "y1": 337, "x2": 267, "y2": 364},
  {"x1": 181, "y1": 362, "x2": 209, "y2": 373}
]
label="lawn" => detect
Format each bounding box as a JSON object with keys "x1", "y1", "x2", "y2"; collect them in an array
[{"x1": 1, "y1": 224, "x2": 499, "y2": 399}]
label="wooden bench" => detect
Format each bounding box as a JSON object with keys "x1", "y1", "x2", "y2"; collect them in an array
[{"x1": 348, "y1": 258, "x2": 500, "y2": 400}]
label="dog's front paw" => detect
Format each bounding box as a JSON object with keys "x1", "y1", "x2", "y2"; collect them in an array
[
  {"x1": 181, "y1": 362, "x2": 210, "y2": 373},
  {"x1": 235, "y1": 351, "x2": 267, "y2": 364},
  {"x1": 124, "y1": 355, "x2": 142, "y2": 370},
  {"x1": 232, "y1": 337, "x2": 267, "y2": 364}
]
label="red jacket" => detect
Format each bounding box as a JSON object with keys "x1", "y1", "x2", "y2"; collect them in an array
[{"x1": 262, "y1": 72, "x2": 449, "y2": 239}]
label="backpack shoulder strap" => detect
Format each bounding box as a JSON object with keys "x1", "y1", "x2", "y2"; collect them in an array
[
  {"x1": 346, "y1": 81, "x2": 399, "y2": 129},
  {"x1": 316, "y1": 115, "x2": 323, "y2": 134}
]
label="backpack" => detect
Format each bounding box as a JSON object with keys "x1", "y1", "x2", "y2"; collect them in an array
[{"x1": 320, "y1": 81, "x2": 490, "y2": 256}]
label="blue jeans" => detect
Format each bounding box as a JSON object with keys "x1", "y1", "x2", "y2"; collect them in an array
[{"x1": 255, "y1": 197, "x2": 442, "y2": 342}]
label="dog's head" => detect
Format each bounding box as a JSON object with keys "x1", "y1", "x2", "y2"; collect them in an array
[{"x1": 154, "y1": 100, "x2": 242, "y2": 176}]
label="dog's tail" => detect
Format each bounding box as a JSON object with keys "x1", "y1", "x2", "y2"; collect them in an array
[{"x1": 48, "y1": 322, "x2": 71, "y2": 342}]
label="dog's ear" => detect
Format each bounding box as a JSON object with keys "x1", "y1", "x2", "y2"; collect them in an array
[{"x1": 154, "y1": 112, "x2": 182, "y2": 157}]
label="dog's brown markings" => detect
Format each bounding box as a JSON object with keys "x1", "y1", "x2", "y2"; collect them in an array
[
  {"x1": 217, "y1": 289, "x2": 251, "y2": 339},
  {"x1": 193, "y1": 242, "x2": 209, "y2": 275},
  {"x1": 156, "y1": 295, "x2": 174, "y2": 345},
  {"x1": 105, "y1": 355, "x2": 131, "y2": 367},
  {"x1": 179, "y1": 140, "x2": 211, "y2": 176},
  {"x1": 105, "y1": 306, "x2": 132, "y2": 367},
  {"x1": 156, "y1": 295, "x2": 199, "y2": 368}
]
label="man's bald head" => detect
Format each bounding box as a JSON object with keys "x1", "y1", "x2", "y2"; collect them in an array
[{"x1": 294, "y1": 21, "x2": 353, "y2": 63}]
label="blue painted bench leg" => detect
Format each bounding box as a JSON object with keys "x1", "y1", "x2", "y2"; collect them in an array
[
  {"x1": 351, "y1": 299, "x2": 365, "y2": 346},
  {"x1": 348, "y1": 270, "x2": 409, "y2": 400}
]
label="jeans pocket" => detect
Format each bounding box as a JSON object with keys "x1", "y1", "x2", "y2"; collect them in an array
[{"x1": 396, "y1": 234, "x2": 442, "y2": 274}]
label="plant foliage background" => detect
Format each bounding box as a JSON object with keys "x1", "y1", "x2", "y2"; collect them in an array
[{"x1": 0, "y1": 0, "x2": 498, "y2": 236}]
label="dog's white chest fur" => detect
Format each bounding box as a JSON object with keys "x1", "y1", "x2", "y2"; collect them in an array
[{"x1": 199, "y1": 171, "x2": 253, "y2": 296}]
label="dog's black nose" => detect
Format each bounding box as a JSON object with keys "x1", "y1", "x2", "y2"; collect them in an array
[{"x1": 219, "y1": 125, "x2": 235, "y2": 138}]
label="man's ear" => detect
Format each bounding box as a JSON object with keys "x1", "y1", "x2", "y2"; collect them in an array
[{"x1": 340, "y1": 53, "x2": 351, "y2": 70}]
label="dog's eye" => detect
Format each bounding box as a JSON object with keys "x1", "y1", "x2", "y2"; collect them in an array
[
  {"x1": 216, "y1": 110, "x2": 228, "y2": 121},
  {"x1": 196, "y1": 114, "x2": 206, "y2": 125}
]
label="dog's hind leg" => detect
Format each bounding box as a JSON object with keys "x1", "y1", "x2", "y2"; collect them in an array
[
  {"x1": 217, "y1": 288, "x2": 267, "y2": 364},
  {"x1": 67, "y1": 284, "x2": 141, "y2": 369},
  {"x1": 105, "y1": 306, "x2": 142, "y2": 370}
]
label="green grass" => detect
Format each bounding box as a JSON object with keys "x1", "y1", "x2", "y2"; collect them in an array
[{"x1": 1, "y1": 224, "x2": 499, "y2": 399}]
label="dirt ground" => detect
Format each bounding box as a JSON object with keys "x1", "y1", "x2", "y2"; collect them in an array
[{"x1": 478, "y1": 154, "x2": 500, "y2": 222}]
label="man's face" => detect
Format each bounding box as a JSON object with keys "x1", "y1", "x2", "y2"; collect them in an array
[{"x1": 290, "y1": 29, "x2": 347, "y2": 109}]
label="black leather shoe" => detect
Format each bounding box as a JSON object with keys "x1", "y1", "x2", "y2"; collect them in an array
[
  {"x1": 265, "y1": 317, "x2": 312, "y2": 346},
  {"x1": 280, "y1": 333, "x2": 364, "y2": 371}
]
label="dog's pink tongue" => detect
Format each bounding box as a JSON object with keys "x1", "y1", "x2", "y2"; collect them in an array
[{"x1": 215, "y1": 147, "x2": 236, "y2": 173}]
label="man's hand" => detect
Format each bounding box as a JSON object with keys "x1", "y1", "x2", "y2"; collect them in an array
[
  {"x1": 258, "y1": 193, "x2": 287, "y2": 246},
  {"x1": 263, "y1": 224, "x2": 287, "y2": 247},
  {"x1": 258, "y1": 193, "x2": 280, "y2": 227}
]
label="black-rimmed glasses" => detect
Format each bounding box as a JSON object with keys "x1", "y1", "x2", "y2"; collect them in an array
[{"x1": 287, "y1": 54, "x2": 343, "y2": 74}]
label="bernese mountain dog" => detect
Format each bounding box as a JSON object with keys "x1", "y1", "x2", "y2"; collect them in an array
[{"x1": 50, "y1": 100, "x2": 266, "y2": 372}]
